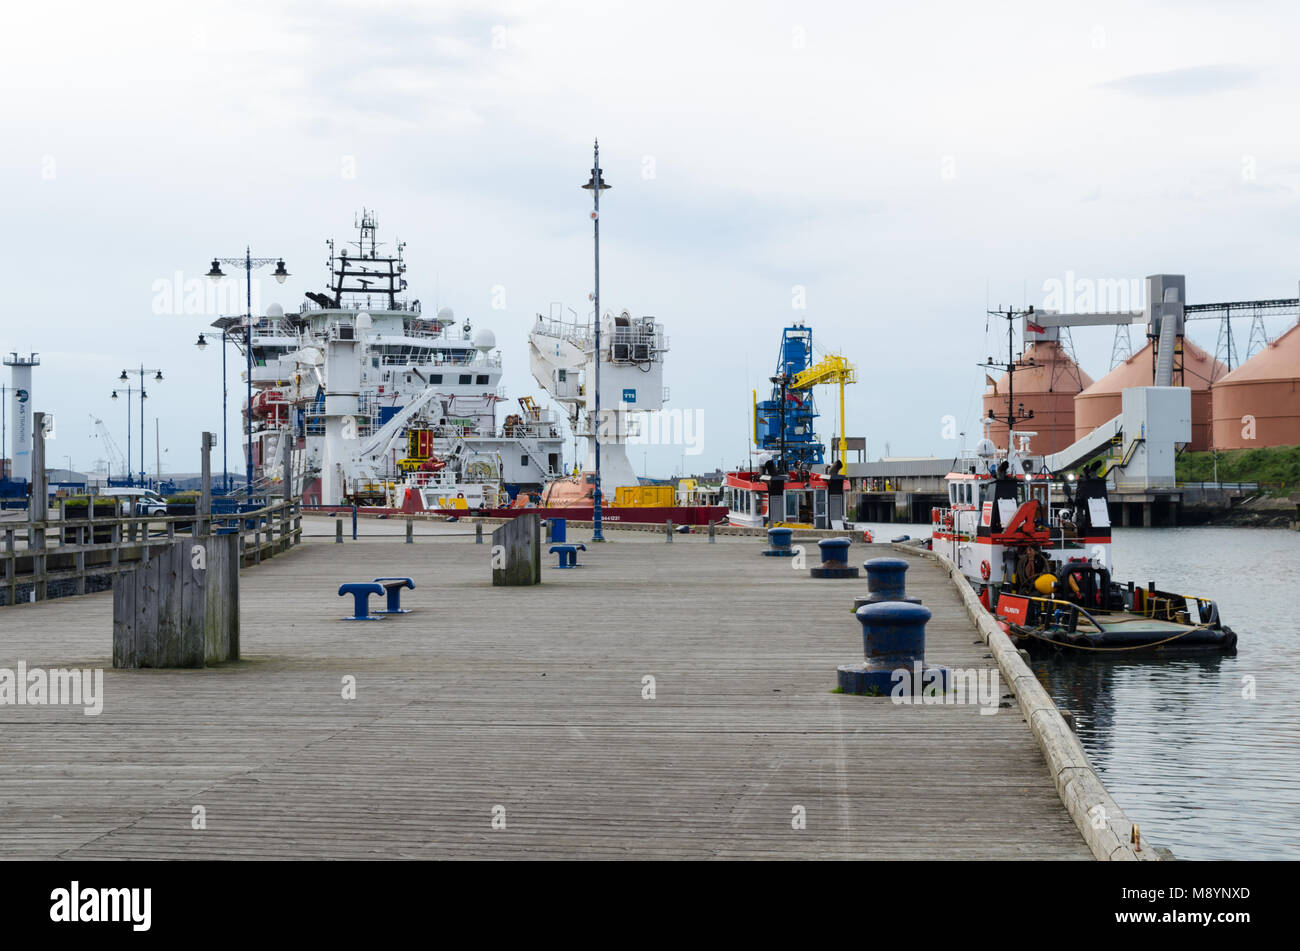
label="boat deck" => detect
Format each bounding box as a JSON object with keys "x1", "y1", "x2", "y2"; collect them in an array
[{"x1": 0, "y1": 517, "x2": 1091, "y2": 859}]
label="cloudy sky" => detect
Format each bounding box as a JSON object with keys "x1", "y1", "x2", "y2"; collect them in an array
[{"x1": 3, "y1": 0, "x2": 1299, "y2": 479}]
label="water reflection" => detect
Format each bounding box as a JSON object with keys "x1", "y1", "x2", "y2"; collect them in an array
[{"x1": 1031, "y1": 526, "x2": 1300, "y2": 860}]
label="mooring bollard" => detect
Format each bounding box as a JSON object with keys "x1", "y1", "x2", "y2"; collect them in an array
[
  {"x1": 476, "y1": 522, "x2": 483, "y2": 544},
  {"x1": 406, "y1": 519, "x2": 413, "y2": 544},
  {"x1": 810, "y1": 537, "x2": 859, "y2": 578},
  {"x1": 551, "y1": 518, "x2": 566, "y2": 543},
  {"x1": 762, "y1": 526, "x2": 795, "y2": 557},
  {"x1": 708, "y1": 520, "x2": 716, "y2": 544},
  {"x1": 665, "y1": 520, "x2": 673, "y2": 543},
  {"x1": 853, "y1": 556, "x2": 921, "y2": 611},
  {"x1": 335, "y1": 518, "x2": 343, "y2": 544},
  {"x1": 351, "y1": 504, "x2": 358, "y2": 541},
  {"x1": 837, "y1": 601, "x2": 949, "y2": 696}
]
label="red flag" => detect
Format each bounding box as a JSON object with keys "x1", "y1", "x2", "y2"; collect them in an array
[{"x1": 1026, "y1": 320, "x2": 1046, "y2": 334}]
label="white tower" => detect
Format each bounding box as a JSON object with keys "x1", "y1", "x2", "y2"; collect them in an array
[{"x1": 4, "y1": 353, "x2": 39, "y2": 482}]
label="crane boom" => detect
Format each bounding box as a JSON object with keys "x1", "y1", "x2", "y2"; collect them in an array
[{"x1": 790, "y1": 354, "x2": 857, "y2": 462}]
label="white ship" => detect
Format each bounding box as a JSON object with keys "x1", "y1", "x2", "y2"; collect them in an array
[{"x1": 222, "y1": 210, "x2": 565, "y2": 507}]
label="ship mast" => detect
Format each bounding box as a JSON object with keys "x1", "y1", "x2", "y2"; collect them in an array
[{"x1": 983, "y1": 306, "x2": 1037, "y2": 452}]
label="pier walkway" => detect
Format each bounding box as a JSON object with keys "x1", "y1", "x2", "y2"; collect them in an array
[{"x1": 0, "y1": 516, "x2": 1090, "y2": 859}]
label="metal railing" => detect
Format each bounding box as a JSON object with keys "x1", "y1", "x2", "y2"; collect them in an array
[{"x1": 1, "y1": 499, "x2": 303, "y2": 607}]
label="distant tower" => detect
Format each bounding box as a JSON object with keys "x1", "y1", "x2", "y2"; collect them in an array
[{"x1": 4, "y1": 353, "x2": 39, "y2": 482}]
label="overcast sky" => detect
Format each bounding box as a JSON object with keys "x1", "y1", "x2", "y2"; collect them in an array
[{"x1": 4, "y1": 0, "x2": 1299, "y2": 479}]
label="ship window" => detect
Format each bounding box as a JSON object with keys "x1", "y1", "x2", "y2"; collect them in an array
[
  {"x1": 521, "y1": 455, "x2": 529, "y2": 467},
  {"x1": 476, "y1": 375, "x2": 489, "y2": 385},
  {"x1": 372, "y1": 357, "x2": 380, "y2": 367},
  {"x1": 458, "y1": 374, "x2": 471, "y2": 384},
  {"x1": 429, "y1": 374, "x2": 442, "y2": 384},
  {"x1": 558, "y1": 369, "x2": 567, "y2": 382}
]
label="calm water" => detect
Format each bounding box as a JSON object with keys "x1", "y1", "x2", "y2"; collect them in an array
[{"x1": 858, "y1": 520, "x2": 1300, "y2": 860}]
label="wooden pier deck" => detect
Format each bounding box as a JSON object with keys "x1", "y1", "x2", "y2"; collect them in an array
[{"x1": 0, "y1": 517, "x2": 1091, "y2": 859}]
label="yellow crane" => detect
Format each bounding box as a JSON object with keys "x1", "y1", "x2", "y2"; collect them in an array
[{"x1": 790, "y1": 353, "x2": 857, "y2": 463}]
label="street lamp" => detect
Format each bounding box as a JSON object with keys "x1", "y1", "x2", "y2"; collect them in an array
[
  {"x1": 196, "y1": 328, "x2": 233, "y2": 493},
  {"x1": 118, "y1": 366, "x2": 163, "y2": 486},
  {"x1": 582, "y1": 140, "x2": 610, "y2": 542},
  {"x1": 110, "y1": 383, "x2": 147, "y2": 485},
  {"x1": 206, "y1": 248, "x2": 290, "y2": 496}
]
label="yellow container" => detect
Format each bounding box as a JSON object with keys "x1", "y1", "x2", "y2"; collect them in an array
[{"x1": 614, "y1": 485, "x2": 675, "y2": 507}]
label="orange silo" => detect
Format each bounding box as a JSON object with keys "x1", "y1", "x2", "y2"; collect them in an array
[
  {"x1": 982, "y1": 341, "x2": 1094, "y2": 455},
  {"x1": 1210, "y1": 319, "x2": 1300, "y2": 449},
  {"x1": 1074, "y1": 339, "x2": 1225, "y2": 451}
]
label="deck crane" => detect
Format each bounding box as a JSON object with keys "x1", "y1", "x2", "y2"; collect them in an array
[
  {"x1": 790, "y1": 353, "x2": 857, "y2": 463},
  {"x1": 89, "y1": 414, "x2": 128, "y2": 481}
]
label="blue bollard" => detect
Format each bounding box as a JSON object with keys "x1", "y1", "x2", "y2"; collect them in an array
[
  {"x1": 338, "y1": 582, "x2": 385, "y2": 621},
  {"x1": 351, "y1": 504, "x2": 358, "y2": 540},
  {"x1": 810, "y1": 537, "x2": 859, "y2": 578},
  {"x1": 761, "y1": 526, "x2": 796, "y2": 558},
  {"x1": 853, "y1": 557, "x2": 922, "y2": 611},
  {"x1": 836, "y1": 601, "x2": 949, "y2": 696},
  {"x1": 551, "y1": 518, "x2": 567, "y2": 543}
]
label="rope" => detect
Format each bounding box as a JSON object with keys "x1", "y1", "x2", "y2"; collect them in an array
[{"x1": 1010, "y1": 623, "x2": 1216, "y2": 652}]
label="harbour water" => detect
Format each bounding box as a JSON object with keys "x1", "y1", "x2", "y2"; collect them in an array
[{"x1": 859, "y1": 520, "x2": 1300, "y2": 860}]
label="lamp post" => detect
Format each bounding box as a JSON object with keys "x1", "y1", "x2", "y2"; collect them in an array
[
  {"x1": 196, "y1": 330, "x2": 232, "y2": 494},
  {"x1": 110, "y1": 384, "x2": 146, "y2": 485},
  {"x1": 206, "y1": 249, "x2": 289, "y2": 495},
  {"x1": 118, "y1": 367, "x2": 164, "y2": 487},
  {"x1": 582, "y1": 141, "x2": 610, "y2": 542}
]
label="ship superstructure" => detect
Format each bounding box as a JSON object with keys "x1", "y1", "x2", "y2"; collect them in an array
[{"x1": 224, "y1": 211, "x2": 564, "y2": 506}]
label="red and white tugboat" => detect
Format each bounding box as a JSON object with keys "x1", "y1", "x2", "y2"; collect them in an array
[{"x1": 930, "y1": 307, "x2": 1236, "y2": 656}]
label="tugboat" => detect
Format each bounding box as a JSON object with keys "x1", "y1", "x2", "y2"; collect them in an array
[{"x1": 930, "y1": 307, "x2": 1236, "y2": 655}]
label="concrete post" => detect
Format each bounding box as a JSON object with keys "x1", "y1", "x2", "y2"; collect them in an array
[
  {"x1": 708, "y1": 519, "x2": 716, "y2": 543},
  {"x1": 665, "y1": 519, "x2": 673, "y2": 543}
]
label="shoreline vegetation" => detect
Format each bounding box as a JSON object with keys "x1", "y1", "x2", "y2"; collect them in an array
[{"x1": 1173, "y1": 445, "x2": 1300, "y2": 528}]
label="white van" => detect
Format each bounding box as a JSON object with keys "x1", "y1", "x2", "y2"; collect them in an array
[{"x1": 95, "y1": 487, "x2": 169, "y2": 516}]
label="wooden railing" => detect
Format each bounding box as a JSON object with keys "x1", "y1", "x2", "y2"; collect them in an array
[{"x1": 2, "y1": 499, "x2": 303, "y2": 607}]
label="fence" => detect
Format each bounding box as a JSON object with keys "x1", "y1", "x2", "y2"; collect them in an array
[{"x1": 2, "y1": 499, "x2": 302, "y2": 607}]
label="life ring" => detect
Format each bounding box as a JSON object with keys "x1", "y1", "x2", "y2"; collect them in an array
[
  {"x1": 862, "y1": 529, "x2": 874, "y2": 543},
  {"x1": 980, "y1": 560, "x2": 991, "y2": 580}
]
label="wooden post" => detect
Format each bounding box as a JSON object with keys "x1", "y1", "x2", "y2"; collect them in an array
[
  {"x1": 199, "y1": 432, "x2": 213, "y2": 538},
  {"x1": 31, "y1": 412, "x2": 47, "y2": 601},
  {"x1": 476, "y1": 522, "x2": 483, "y2": 544},
  {"x1": 491, "y1": 513, "x2": 541, "y2": 586},
  {"x1": 113, "y1": 536, "x2": 239, "y2": 668},
  {"x1": 335, "y1": 518, "x2": 343, "y2": 543},
  {"x1": 665, "y1": 519, "x2": 673, "y2": 543},
  {"x1": 4, "y1": 528, "x2": 13, "y2": 606},
  {"x1": 406, "y1": 519, "x2": 413, "y2": 544}
]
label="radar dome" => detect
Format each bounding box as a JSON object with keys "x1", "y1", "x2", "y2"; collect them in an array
[
  {"x1": 356, "y1": 312, "x2": 372, "y2": 330},
  {"x1": 437, "y1": 307, "x2": 455, "y2": 323},
  {"x1": 975, "y1": 438, "x2": 997, "y2": 458},
  {"x1": 473, "y1": 328, "x2": 496, "y2": 352},
  {"x1": 265, "y1": 303, "x2": 284, "y2": 319}
]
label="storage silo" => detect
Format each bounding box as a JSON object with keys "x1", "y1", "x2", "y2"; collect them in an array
[
  {"x1": 1074, "y1": 339, "x2": 1224, "y2": 451},
  {"x1": 982, "y1": 341, "x2": 1094, "y2": 455},
  {"x1": 1210, "y1": 319, "x2": 1300, "y2": 449}
]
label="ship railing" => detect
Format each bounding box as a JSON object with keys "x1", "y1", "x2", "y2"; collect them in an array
[
  {"x1": 1, "y1": 497, "x2": 304, "y2": 607},
  {"x1": 298, "y1": 299, "x2": 421, "y2": 314}
]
